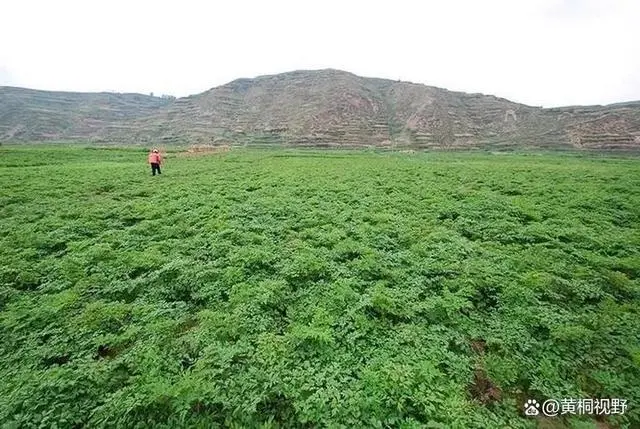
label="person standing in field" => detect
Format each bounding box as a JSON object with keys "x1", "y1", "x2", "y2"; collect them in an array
[{"x1": 148, "y1": 149, "x2": 162, "y2": 176}]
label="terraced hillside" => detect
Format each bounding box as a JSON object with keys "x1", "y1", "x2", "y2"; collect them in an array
[
  {"x1": 127, "y1": 70, "x2": 540, "y2": 148},
  {"x1": 0, "y1": 87, "x2": 171, "y2": 142},
  {"x1": 542, "y1": 102, "x2": 640, "y2": 151},
  {"x1": 1, "y1": 70, "x2": 640, "y2": 150}
]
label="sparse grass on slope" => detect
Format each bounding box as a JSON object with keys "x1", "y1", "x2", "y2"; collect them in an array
[{"x1": 0, "y1": 146, "x2": 639, "y2": 428}]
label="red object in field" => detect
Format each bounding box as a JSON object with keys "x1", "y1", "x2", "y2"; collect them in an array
[{"x1": 148, "y1": 152, "x2": 162, "y2": 164}]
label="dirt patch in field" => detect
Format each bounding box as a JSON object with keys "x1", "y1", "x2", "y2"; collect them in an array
[
  {"x1": 469, "y1": 366, "x2": 502, "y2": 404},
  {"x1": 471, "y1": 338, "x2": 487, "y2": 354},
  {"x1": 176, "y1": 144, "x2": 231, "y2": 157}
]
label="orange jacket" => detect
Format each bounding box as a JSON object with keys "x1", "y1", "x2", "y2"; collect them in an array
[{"x1": 148, "y1": 152, "x2": 162, "y2": 164}]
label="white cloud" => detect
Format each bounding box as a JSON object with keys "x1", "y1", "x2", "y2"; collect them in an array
[{"x1": 1, "y1": 0, "x2": 639, "y2": 107}]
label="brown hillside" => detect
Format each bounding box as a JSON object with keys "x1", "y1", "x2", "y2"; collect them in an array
[
  {"x1": 0, "y1": 86, "x2": 171, "y2": 141},
  {"x1": 1, "y1": 69, "x2": 639, "y2": 150}
]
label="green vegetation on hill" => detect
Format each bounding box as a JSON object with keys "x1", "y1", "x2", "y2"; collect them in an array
[{"x1": 0, "y1": 146, "x2": 639, "y2": 428}]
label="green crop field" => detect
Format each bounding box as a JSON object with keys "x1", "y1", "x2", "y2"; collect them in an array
[{"x1": 1, "y1": 146, "x2": 639, "y2": 428}]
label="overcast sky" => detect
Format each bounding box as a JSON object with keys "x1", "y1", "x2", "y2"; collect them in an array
[{"x1": 1, "y1": 0, "x2": 639, "y2": 107}]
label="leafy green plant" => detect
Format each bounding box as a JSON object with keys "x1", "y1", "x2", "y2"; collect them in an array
[{"x1": 0, "y1": 146, "x2": 638, "y2": 428}]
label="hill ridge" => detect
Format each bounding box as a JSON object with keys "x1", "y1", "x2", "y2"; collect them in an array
[{"x1": 1, "y1": 69, "x2": 639, "y2": 150}]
